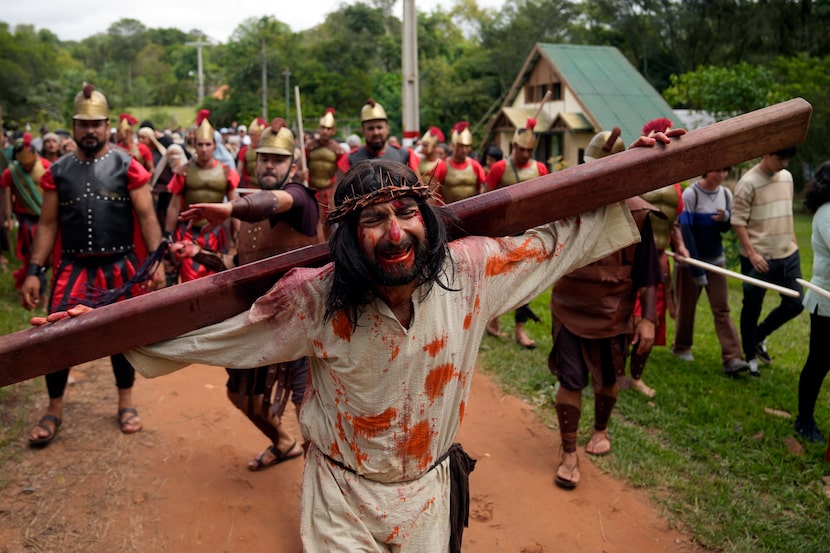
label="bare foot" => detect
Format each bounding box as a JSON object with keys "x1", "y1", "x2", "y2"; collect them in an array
[
  {"x1": 554, "y1": 450, "x2": 580, "y2": 489},
  {"x1": 585, "y1": 429, "x2": 611, "y2": 456}
]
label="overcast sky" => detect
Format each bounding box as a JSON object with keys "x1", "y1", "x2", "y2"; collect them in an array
[{"x1": 4, "y1": 0, "x2": 503, "y2": 43}]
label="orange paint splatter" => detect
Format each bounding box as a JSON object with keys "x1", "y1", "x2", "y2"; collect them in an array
[
  {"x1": 385, "y1": 526, "x2": 400, "y2": 542},
  {"x1": 424, "y1": 363, "x2": 457, "y2": 404},
  {"x1": 403, "y1": 420, "x2": 432, "y2": 471},
  {"x1": 485, "y1": 238, "x2": 547, "y2": 276},
  {"x1": 350, "y1": 407, "x2": 398, "y2": 438},
  {"x1": 329, "y1": 440, "x2": 341, "y2": 459},
  {"x1": 312, "y1": 339, "x2": 328, "y2": 359},
  {"x1": 389, "y1": 344, "x2": 400, "y2": 362},
  {"x1": 331, "y1": 310, "x2": 352, "y2": 341},
  {"x1": 463, "y1": 313, "x2": 472, "y2": 329},
  {"x1": 423, "y1": 333, "x2": 447, "y2": 357},
  {"x1": 459, "y1": 400, "x2": 466, "y2": 423}
]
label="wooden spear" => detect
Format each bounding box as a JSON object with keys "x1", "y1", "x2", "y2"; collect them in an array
[
  {"x1": 667, "y1": 252, "x2": 801, "y2": 297},
  {"x1": 0, "y1": 98, "x2": 813, "y2": 387}
]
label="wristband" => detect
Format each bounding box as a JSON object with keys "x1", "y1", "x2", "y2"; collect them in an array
[
  {"x1": 230, "y1": 192, "x2": 280, "y2": 222},
  {"x1": 27, "y1": 263, "x2": 47, "y2": 277}
]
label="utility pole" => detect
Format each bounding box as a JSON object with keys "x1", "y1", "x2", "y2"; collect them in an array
[
  {"x1": 401, "y1": 0, "x2": 419, "y2": 147},
  {"x1": 185, "y1": 36, "x2": 211, "y2": 105},
  {"x1": 261, "y1": 38, "x2": 268, "y2": 119},
  {"x1": 282, "y1": 68, "x2": 291, "y2": 123}
]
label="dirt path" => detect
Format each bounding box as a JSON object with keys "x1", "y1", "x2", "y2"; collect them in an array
[{"x1": 0, "y1": 359, "x2": 703, "y2": 552}]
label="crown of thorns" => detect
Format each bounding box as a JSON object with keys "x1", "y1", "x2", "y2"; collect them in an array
[{"x1": 325, "y1": 164, "x2": 434, "y2": 225}]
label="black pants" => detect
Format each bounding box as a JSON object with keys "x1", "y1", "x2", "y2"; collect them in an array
[{"x1": 45, "y1": 353, "x2": 135, "y2": 399}]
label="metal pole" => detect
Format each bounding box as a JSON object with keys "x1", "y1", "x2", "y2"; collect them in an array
[
  {"x1": 401, "y1": 0, "x2": 419, "y2": 147},
  {"x1": 185, "y1": 37, "x2": 211, "y2": 105}
]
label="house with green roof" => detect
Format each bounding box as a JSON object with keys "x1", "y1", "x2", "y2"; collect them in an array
[{"x1": 482, "y1": 43, "x2": 677, "y2": 170}]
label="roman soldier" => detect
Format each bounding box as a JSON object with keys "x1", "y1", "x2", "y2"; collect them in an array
[
  {"x1": 549, "y1": 127, "x2": 662, "y2": 489},
  {"x1": 117, "y1": 113, "x2": 154, "y2": 173},
  {"x1": 0, "y1": 132, "x2": 51, "y2": 289},
  {"x1": 337, "y1": 99, "x2": 420, "y2": 174},
  {"x1": 417, "y1": 126, "x2": 445, "y2": 187},
  {"x1": 306, "y1": 107, "x2": 343, "y2": 237},
  {"x1": 484, "y1": 117, "x2": 549, "y2": 348},
  {"x1": 165, "y1": 109, "x2": 239, "y2": 282},
  {"x1": 630, "y1": 117, "x2": 690, "y2": 395},
  {"x1": 431, "y1": 121, "x2": 485, "y2": 203},
  {"x1": 237, "y1": 117, "x2": 268, "y2": 188}
]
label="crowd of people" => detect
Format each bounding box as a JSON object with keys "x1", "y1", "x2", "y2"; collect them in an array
[{"x1": 1, "y1": 83, "x2": 828, "y2": 551}]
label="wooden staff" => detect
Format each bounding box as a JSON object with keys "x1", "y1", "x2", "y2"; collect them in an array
[
  {"x1": 797, "y1": 278, "x2": 830, "y2": 301},
  {"x1": 667, "y1": 252, "x2": 800, "y2": 297},
  {"x1": 0, "y1": 98, "x2": 813, "y2": 387},
  {"x1": 295, "y1": 85, "x2": 308, "y2": 186}
]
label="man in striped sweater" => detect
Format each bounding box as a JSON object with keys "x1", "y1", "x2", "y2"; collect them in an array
[{"x1": 731, "y1": 147, "x2": 804, "y2": 376}]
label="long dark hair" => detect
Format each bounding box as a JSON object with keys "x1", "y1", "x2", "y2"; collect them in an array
[
  {"x1": 804, "y1": 161, "x2": 830, "y2": 214},
  {"x1": 324, "y1": 160, "x2": 457, "y2": 328}
]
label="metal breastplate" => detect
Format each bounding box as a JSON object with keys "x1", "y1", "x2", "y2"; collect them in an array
[
  {"x1": 237, "y1": 219, "x2": 320, "y2": 265},
  {"x1": 184, "y1": 162, "x2": 229, "y2": 207},
  {"x1": 419, "y1": 159, "x2": 440, "y2": 183},
  {"x1": 441, "y1": 162, "x2": 477, "y2": 203},
  {"x1": 640, "y1": 185, "x2": 679, "y2": 251},
  {"x1": 498, "y1": 161, "x2": 540, "y2": 187},
  {"x1": 309, "y1": 145, "x2": 338, "y2": 190},
  {"x1": 52, "y1": 149, "x2": 135, "y2": 255},
  {"x1": 244, "y1": 147, "x2": 258, "y2": 187}
]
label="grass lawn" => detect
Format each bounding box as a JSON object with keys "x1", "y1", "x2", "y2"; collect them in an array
[
  {"x1": 125, "y1": 105, "x2": 198, "y2": 130},
  {"x1": 1, "y1": 211, "x2": 828, "y2": 551},
  {"x1": 479, "y1": 210, "x2": 830, "y2": 553}
]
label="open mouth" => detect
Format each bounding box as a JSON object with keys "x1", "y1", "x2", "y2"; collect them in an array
[{"x1": 378, "y1": 245, "x2": 414, "y2": 266}]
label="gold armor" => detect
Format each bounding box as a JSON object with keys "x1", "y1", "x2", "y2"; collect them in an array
[
  {"x1": 73, "y1": 84, "x2": 108, "y2": 120},
  {"x1": 244, "y1": 146, "x2": 259, "y2": 187},
  {"x1": 419, "y1": 158, "x2": 441, "y2": 183},
  {"x1": 498, "y1": 161, "x2": 541, "y2": 188},
  {"x1": 184, "y1": 162, "x2": 229, "y2": 210},
  {"x1": 640, "y1": 184, "x2": 680, "y2": 251},
  {"x1": 441, "y1": 163, "x2": 477, "y2": 203},
  {"x1": 309, "y1": 146, "x2": 338, "y2": 190}
]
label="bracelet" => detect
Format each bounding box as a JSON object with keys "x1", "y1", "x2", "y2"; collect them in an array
[{"x1": 27, "y1": 263, "x2": 46, "y2": 277}]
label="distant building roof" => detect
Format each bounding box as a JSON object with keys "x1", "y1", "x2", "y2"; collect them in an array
[{"x1": 535, "y1": 43, "x2": 676, "y2": 143}]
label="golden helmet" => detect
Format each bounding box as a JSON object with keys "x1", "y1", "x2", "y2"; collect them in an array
[
  {"x1": 319, "y1": 107, "x2": 336, "y2": 128},
  {"x1": 584, "y1": 127, "x2": 626, "y2": 163},
  {"x1": 194, "y1": 109, "x2": 215, "y2": 142},
  {"x1": 249, "y1": 117, "x2": 268, "y2": 135},
  {"x1": 360, "y1": 99, "x2": 387, "y2": 123},
  {"x1": 420, "y1": 126, "x2": 445, "y2": 148},
  {"x1": 512, "y1": 118, "x2": 537, "y2": 150},
  {"x1": 73, "y1": 84, "x2": 109, "y2": 120},
  {"x1": 14, "y1": 133, "x2": 37, "y2": 167},
  {"x1": 257, "y1": 118, "x2": 295, "y2": 156},
  {"x1": 450, "y1": 121, "x2": 472, "y2": 147},
  {"x1": 118, "y1": 113, "x2": 138, "y2": 134}
]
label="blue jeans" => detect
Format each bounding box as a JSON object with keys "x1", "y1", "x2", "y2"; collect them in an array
[{"x1": 739, "y1": 251, "x2": 804, "y2": 360}]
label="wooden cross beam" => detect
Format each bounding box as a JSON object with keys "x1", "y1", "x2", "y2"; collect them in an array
[{"x1": 0, "y1": 98, "x2": 812, "y2": 387}]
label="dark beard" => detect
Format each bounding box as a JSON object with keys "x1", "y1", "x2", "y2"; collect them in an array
[
  {"x1": 367, "y1": 238, "x2": 428, "y2": 286},
  {"x1": 78, "y1": 137, "x2": 105, "y2": 157}
]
